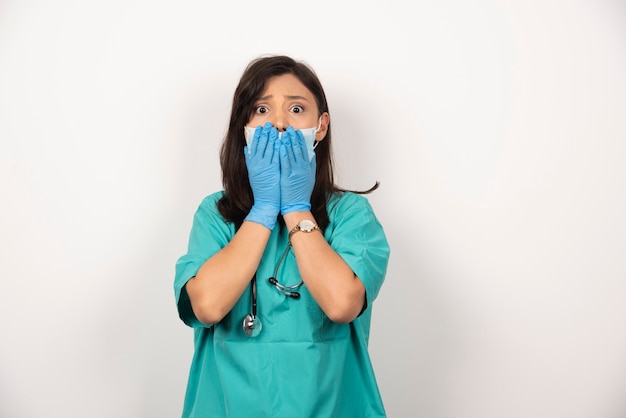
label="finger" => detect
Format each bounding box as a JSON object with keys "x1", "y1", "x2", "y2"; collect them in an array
[
  {"x1": 279, "y1": 137, "x2": 292, "y2": 174},
  {"x1": 293, "y1": 128, "x2": 307, "y2": 162},
  {"x1": 250, "y1": 125, "x2": 264, "y2": 156},
  {"x1": 272, "y1": 132, "x2": 281, "y2": 165},
  {"x1": 282, "y1": 127, "x2": 298, "y2": 163},
  {"x1": 266, "y1": 125, "x2": 279, "y2": 159},
  {"x1": 256, "y1": 122, "x2": 273, "y2": 157}
]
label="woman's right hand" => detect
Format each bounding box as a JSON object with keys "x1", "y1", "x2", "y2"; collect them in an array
[{"x1": 244, "y1": 122, "x2": 281, "y2": 230}]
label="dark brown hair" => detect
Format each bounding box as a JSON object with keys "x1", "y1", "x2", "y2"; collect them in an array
[{"x1": 217, "y1": 55, "x2": 377, "y2": 230}]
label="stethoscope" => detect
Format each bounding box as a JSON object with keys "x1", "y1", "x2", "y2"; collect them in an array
[{"x1": 242, "y1": 242, "x2": 303, "y2": 337}]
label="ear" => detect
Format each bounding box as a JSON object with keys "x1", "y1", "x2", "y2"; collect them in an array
[{"x1": 314, "y1": 112, "x2": 330, "y2": 142}]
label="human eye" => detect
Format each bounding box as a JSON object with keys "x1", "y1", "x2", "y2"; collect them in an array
[
  {"x1": 290, "y1": 104, "x2": 304, "y2": 114},
  {"x1": 255, "y1": 105, "x2": 269, "y2": 114}
]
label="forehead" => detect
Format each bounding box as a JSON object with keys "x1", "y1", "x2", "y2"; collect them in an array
[{"x1": 261, "y1": 73, "x2": 314, "y2": 99}]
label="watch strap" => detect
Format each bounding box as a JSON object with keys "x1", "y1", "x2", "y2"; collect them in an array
[{"x1": 288, "y1": 220, "x2": 321, "y2": 241}]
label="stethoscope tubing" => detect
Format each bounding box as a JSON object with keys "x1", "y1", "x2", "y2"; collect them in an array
[
  {"x1": 243, "y1": 240, "x2": 304, "y2": 336},
  {"x1": 268, "y1": 241, "x2": 303, "y2": 295}
]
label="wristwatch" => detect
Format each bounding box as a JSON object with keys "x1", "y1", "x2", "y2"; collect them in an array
[{"x1": 288, "y1": 220, "x2": 321, "y2": 241}]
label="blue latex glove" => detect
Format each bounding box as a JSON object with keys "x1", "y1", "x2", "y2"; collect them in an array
[
  {"x1": 244, "y1": 122, "x2": 281, "y2": 230},
  {"x1": 279, "y1": 126, "x2": 316, "y2": 215}
]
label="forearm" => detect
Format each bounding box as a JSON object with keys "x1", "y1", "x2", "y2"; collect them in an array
[
  {"x1": 284, "y1": 212, "x2": 365, "y2": 323},
  {"x1": 186, "y1": 221, "x2": 271, "y2": 324}
]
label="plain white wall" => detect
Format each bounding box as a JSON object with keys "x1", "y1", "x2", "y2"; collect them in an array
[{"x1": 1, "y1": 1, "x2": 625, "y2": 417}]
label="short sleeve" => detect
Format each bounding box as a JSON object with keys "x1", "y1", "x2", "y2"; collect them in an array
[
  {"x1": 326, "y1": 193, "x2": 390, "y2": 311},
  {"x1": 174, "y1": 192, "x2": 235, "y2": 328}
]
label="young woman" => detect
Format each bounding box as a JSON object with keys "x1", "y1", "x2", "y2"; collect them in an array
[{"x1": 174, "y1": 55, "x2": 390, "y2": 417}]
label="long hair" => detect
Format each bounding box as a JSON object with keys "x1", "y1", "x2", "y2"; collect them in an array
[{"x1": 217, "y1": 55, "x2": 377, "y2": 231}]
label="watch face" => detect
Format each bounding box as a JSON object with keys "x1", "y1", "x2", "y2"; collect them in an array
[{"x1": 299, "y1": 220, "x2": 315, "y2": 232}]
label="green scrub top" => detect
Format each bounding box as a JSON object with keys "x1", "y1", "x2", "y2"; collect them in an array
[{"x1": 175, "y1": 191, "x2": 390, "y2": 418}]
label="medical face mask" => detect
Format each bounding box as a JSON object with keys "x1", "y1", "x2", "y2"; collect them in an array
[{"x1": 244, "y1": 120, "x2": 321, "y2": 161}]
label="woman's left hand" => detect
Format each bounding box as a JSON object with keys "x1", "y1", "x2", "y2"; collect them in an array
[{"x1": 279, "y1": 127, "x2": 316, "y2": 215}]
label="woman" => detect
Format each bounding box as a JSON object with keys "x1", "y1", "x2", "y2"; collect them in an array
[{"x1": 174, "y1": 55, "x2": 390, "y2": 417}]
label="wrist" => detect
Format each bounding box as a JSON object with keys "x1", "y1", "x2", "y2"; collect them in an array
[
  {"x1": 281, "y1": 202, "x2": 311, "y2": 216},
  {"x1": 288, "y1": 219, "x2": 322, "y2": 242},
  {"x1": 283, "y1": 211, "x2": 314, "y2": 231},
  {"x1": 246, "y1": 204, "x2": 279, "y2": 230}
]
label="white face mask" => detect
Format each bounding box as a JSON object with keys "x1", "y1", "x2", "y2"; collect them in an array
[{"x1": 244, "y1": 119, "x2": 321, "y2": 161}]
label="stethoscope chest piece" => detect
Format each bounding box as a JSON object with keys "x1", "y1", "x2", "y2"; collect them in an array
[
  {"x1": 242, "y1": 313, "x2": 262, "y2": 337},
  {"x1": 243, "y1": 274, "x2": 262, "y2": 337}
]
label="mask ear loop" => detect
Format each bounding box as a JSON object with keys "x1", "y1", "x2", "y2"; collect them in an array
[{"x1": 313, "y1": 117, "x2": 322, "y2": 150}]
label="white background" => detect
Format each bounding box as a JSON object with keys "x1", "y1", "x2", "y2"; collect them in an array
[{"x1": 1, "y1": 1, "x2": 625, "y2": 417}]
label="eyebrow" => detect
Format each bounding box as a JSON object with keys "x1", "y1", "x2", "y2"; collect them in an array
[{"x1": 257, "y1": 94, "x2": 310, "y2": 101}]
